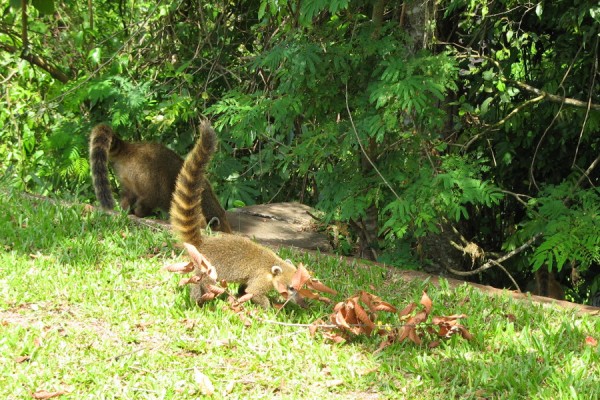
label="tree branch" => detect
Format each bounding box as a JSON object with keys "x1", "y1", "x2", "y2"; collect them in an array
[
  {"x1": 445, "y1": 233, "x2": 542, "y2": 291},
  {"x1": 0, "y1": 43, "x2": 71, "y2": 83},
  {"x1": 508, "y1": 79, "x2": 600, "y2": 111},
  {"x1": 450, "y1": 48, "x2": 600, "y2": 111}
]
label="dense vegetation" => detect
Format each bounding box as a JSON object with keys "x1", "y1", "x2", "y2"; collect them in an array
[{"x1": 1, "y1": 0, "x2": 599, "y2": 303}]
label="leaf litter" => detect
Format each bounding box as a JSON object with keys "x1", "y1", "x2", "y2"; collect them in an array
[{"x1": 165, "y1": 243, "x2": 473, "y2": 348}]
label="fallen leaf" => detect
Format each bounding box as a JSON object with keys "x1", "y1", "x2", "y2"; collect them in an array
[
  {"x1": 458, "y1": 326, "x2": 474, "y2": 340},
  {"x1": 306, "y1": 279, "x2": 337, "y2": 295},
  {"x1": 194, "y1": 368, "x2": 215, "y2": 396},
  {"x1": 178, "y1": 276, "x2": 200, "y2": 286},
  {"x1": 398, "y1": 302, "x2": 417, "y2": 317},
  {"x1": 237, "y1": 293, "x2": 254, "y2": 304},
  {"x1": 183, "y1": 243, "x2": 218, "y2": 280},
  {"x1": 504, "y1": 313, "x2": 517, "y2": 322},
  {"x1": 357, "y1": 367, "x2": 378, "y2": 376},
  {"x1": 164, "y1": 261, "x2": 194, "y2": 274},
  {"x1": 359, "y1": 291, "x2": 397, "y2": 313},
  {"x1": 291, "y1": 264, "x2": 312, "y2": 290},
  {"x1": 325, "y1": 379, "x2": 344, "y2": 388},
  {"x1": 309, "y1": 320, "x2": 323, "y2": 337},
  {"x1": 31, "y1": 390, "x2": 69, "y2": 399},
  {"x1": 584, "y1": 336, "x2": 598, "y2": 347},
  {"x1": 322, "y1": 331, "x2": 346, "y2": 343},
  {"x1": 15, "y1": 355, "x2": 30, "y2": 363},
  {"x1": 420, "y1": 291, "x2": 432, "y2": 314},
  {"x1": 353, "y1": 301, "x2": 375, "y2": 336}
]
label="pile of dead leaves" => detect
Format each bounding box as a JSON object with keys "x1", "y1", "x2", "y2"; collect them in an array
[
  {"x1": 165, "y1": 243, "x2": 472, "y2": 347},
  {"x1": 309, "y1": 291, "x2": 472, "y2": 348}
]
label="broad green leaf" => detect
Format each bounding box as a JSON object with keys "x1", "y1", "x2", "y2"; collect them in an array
[{"x1": 32, "y1": 0, "x2": 55, "y2": 15}]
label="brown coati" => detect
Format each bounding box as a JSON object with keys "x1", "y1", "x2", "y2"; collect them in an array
[
  {"x1": 89, "y1": 123, "x2": 231, "y2": 232},
  {"x1": 170, "y1": 121, "x2": 298, "y2": 308},
  {"x1": 527, "y1": 268, "x2": 565, "y2": 300}
]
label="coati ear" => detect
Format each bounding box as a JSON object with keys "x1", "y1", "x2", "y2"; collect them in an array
[
  {"x1": 271, "y1": 265, "x2": 283, "y2": 276},
  {"x1": 207, "y1": 216, "x2": 220, "y2": 230}
]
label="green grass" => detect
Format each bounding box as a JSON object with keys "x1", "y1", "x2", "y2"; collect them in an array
[{"x1": 1, "y1": 189, "x2": 598, "y2": 399}]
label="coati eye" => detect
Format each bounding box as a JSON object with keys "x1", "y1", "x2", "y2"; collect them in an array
[
  {"x1": 271, "y1": 265, "x2": 283, "y2": 275},
  {"x1": 284, "y1": 259, "x2": 295, "y2": 266}
]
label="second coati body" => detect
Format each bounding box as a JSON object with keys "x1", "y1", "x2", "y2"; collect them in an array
[
  {"x1": 170, "y1": 121, "x2": 297, "y2": 308},
  {"x1": 89, "y1": 123, "x2": 231, "y2": 232}
]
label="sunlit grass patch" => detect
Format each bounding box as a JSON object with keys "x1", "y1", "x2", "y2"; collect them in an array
[{"x1": 1, "y1": 189, "x2": 598, "y2": 399}]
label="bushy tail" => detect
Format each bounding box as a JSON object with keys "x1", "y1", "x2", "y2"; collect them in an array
[
  {"x1": 170, "y1": 121, "x2": 217, "y2": 248},
  {"x1": 89, "y1": 124, "x2": 116, "y2": 210}
]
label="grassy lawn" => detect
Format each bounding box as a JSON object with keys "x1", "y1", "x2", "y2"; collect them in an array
[{"x1": 1, "y1": 189, "x2": 598, "y2": 399}]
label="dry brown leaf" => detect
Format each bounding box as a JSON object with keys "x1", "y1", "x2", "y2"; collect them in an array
[
  {"x1": 420, "y1": 291, "x2": 432, "y2": 315},
  {"x1": 15, "y1": 355, "x2": 30, "y2": 363},
  {"x1": 396, "y1": 325, "x2": 411, "y2": 343},
  {"x1": 398, "y1": 302, "x2": 417, "y2": 317},
  {"x1": 237, "y1": 293, "x2": 254, "y2": 304},
  {"x1": 408, "y1": 326, "x2": 422, "y2": 345},
  {"x1": 31, "y1": 390, "x2": 69, "y2": 399},
  {"x1": 411, "y1": 310, "x2": 428, "y2": 325},
  {"x1": 584, "y1": 336, "x2": 598, "y2": 347},
  {"x1": 323, "y1": 331, "x2": 346, "y2": 344},
  {"x1": 334, "y1": 308, "x2": 351, "y2": 329},
  {"x1": 183, "y1": 243, "x2": 217, "y2": 280},
  {"x1": 345, "y1": 301, "x2": 360, "y2": 325},
  {"x1": 431, "y1": 315, "x2": 472, "y2": 340},
  {"x1": 357, "y1": 367, "x2": 378, "y2": 376},
  {"x1": 206, "y1": 284, "x2": 226, "y2": 296},
  {"x1": 458, "y1": 326, "x2": 474, "y2": 340},
  {"x1": 291, "y1": 264, "x2": 312, "y2": 290},
  {"x1": 194, "y1": 368, "x2": 215, "y2": 396},
  {"x1": 376, "y1": 337, "x2": 393, "y2": 353},
  {"x1": 200, "y1": 293, "x2": 217, "y2": 302},
  {"x1": 353, "y1": 301, "x2": 375, "y2": 336},
  {"x1": 306, "y1": 279, "x2": 337, "y2": 295},
  {"x1": 164, "y1": 261, "x2": 194, "y2": 274},
  {"x1": 359, "y1": 291, "x2": 397, "y2": 313},
  {"x1": 372, "y1": 302, "x2": 397, "y2": 312},
  {"x1": 178, "y1": 276, "x2": 200, "y2": 286},
  {"x1": 325, "y1": 379, "x2": 344, "y2": 388},
  {"x1": 333, "y1": 301, "x2": 344, "y2": 312},
  {"x1": 504, "y1": 313, "x2": 517, "y2": 322},
  {"x1": 309, "y1": 320, "x2": 323, "y2": 337},
  {"x1": 297, "y1": 288, "x2": 323, "y2": 300}
]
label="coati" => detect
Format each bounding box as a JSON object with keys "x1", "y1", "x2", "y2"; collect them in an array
[
  {"x1": 89, "y1": 123, "x2": 231, "y2": 232},
  {"x1": 527, "y1": 269, "x2": 565, "y2": 300},
  {"x1": 170, "y1": 121, "x2": 298, "y2": 308}
]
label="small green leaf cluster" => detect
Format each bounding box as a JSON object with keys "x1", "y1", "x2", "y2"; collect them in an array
[{"x1": 516, "y1": 184, "x2": 600, "y2": 274}]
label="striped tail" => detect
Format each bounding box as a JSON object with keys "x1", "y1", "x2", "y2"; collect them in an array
[
  {"x1": 170, "y1": 121, "x2": 217, "y2": 248},
  {"x1": 89, "y1": 124, "x2": 116, "y2": 210}
]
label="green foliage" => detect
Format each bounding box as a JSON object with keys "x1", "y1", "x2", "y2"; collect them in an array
[
  {"x1": 514, "y1": 184, "x2": 600, "y2": 273},
  {"x1": 1, "y1": 0, "x2": 599, "y2": 302}
]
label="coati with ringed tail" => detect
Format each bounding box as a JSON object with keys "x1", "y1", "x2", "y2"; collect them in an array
[
  {"x1": 170, "y1": 121, "x2": 298, "y2": 308},
  {"x1": 89, "y1": 123, "x2": 231, "y2": 232}
]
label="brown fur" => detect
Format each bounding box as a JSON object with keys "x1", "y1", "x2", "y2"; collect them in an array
[
  {"x1": 89, "y1": 123, "x2": 231, "y2": 232},
  {"x1": 528, "y1": 269, "x2": 565, "y2": 300},
  {"x1": 170, "y1": 121, "x2": 296, "y2": 308}
]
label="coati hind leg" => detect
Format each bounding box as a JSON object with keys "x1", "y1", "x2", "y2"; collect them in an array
[
  {"x1": 118, "y1": 189, "x2": 154, "y2": 218},
  {"x1": 119, "y1": 188, "x2": 137, "y2": 213}
]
